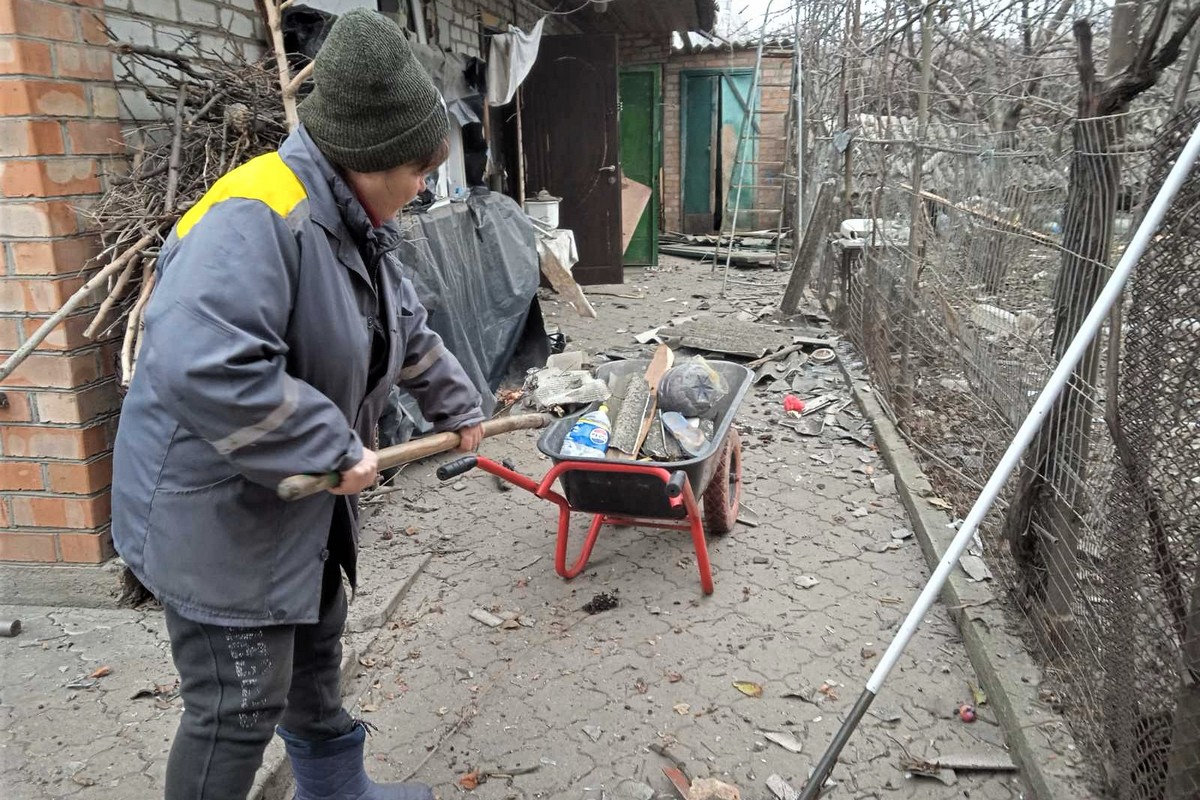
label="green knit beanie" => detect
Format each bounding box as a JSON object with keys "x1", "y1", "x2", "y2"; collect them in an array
[{"x1": 298, "y1": 9, "x2": 449, "y2": 173}]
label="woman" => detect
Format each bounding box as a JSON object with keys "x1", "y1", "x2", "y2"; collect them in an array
[{"x1": 111, "y1": 10, "x2": 483, "y2": 799}]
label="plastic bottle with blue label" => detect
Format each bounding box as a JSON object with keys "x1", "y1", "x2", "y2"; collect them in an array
[{"x1": 560, "y1": 405, "x2": 611, "y2": 459}]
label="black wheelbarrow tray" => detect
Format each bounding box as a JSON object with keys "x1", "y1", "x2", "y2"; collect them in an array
[{"x1": 437, "y1": 360, "x2": 753, "y2": 594}]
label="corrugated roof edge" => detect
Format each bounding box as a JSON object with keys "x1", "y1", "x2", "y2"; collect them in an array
[{"x1": 671, "y1": 30, "x2": 793, "y2": 53}]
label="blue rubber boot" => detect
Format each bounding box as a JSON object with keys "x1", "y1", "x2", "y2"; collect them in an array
[{"x1": 278, "y1": 723, "x2": 434, "y2": 800}]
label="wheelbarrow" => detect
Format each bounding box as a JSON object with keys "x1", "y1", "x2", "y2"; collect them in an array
[{"x1": 436, "y1": 360, "x2": 753, "y2": 594}]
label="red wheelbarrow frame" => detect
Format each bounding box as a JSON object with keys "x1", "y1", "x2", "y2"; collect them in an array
[{"x1": 437, "y1": 455, "x2": 715, "y2": 594}]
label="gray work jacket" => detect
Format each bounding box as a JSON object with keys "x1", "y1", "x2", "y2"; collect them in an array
[{"x1": 112, "y1": 127, "x2": 483, "y2": 626}]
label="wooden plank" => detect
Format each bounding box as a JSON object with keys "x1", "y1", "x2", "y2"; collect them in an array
[{"x1": 781, "y1": 179, "x2": 838, "y2": 314}]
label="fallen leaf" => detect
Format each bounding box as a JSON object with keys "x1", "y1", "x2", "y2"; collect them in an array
[
  {"x1": 499, "y1": 619, "x2": 521, "y2": 630},
  {"x1": 635, "y1": 678, "x2": 649, "y2": 695},
  {"x1": 673, "y1": 703, "x2": 691, "y2": 715},
  {"x1": 458, "y1": 770, "x2": 482, "y2": 790},
  {"x1": 764, "y1": 730, "x2": 804, "y2": 754},
  {"x1": 928, "y1": 497, "x2": 953, "y2": 510},
  {"x1": 89, "y1": 665, "x2": 112, "y2": 679},
  {"x1": 818, "y1": 682, "x2": 840, "y2": 701},
  {"x1": 360, "y1": 703, "x2": 377, "y2": 713},
  {"x1": 734, "y1": 680, "x2": 764, "y2": 698},
  {"x1": 404, "y1": 526, "x2": 419, "y2": 536},
  {"x1": 516, "y1": 577, "x2": 529, "y2": 589},
  {"x1": 667, "y1": 671, "x2": 683, "y2": 683},
  {"x1": 358, "y1": 657, "x2": 377, "y2": 668},
  {"x1": 861, "y1": 647, "x2": 878, "y2": 660},
  {"x1": 970, "y1": 684, "x2": 988, "y2": 706}
]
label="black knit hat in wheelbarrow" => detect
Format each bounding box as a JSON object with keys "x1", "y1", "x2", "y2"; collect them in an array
[{"x1": 298, "y1": 8, "x2": 449, "y2": 173}]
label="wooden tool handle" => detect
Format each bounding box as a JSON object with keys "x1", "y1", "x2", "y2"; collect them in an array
[{"x1": 276, "y1": 413, "x2": 553, "y2": 502}]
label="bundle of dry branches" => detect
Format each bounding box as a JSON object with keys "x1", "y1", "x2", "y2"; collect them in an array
[
  {"x1": 0, "y1": 37, "x2": 297, "y2": 387},
  {"x1": 94, "y1": 44, "x2": 289, "y2": 386}
]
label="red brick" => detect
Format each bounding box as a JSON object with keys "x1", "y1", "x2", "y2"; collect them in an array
[
  {"x1": 0, "y1": 531, "x2": 58, "y2": 561},
  {"x1": 54, "y1": 42, "x2": 111, "y2": 80},
  {"x1": 0, "y1": 201, "x2": 80, "y2": 238},
  {"x1": 22, "y1": 311, "x2": 94, "y2": 350},
  {"x1": 64, "y1": 119, "x2": 121, "y2": 154},
  {"x1": 0, "y1": 37, "x2": 54, "y2": 76},
  {"x1": 0, "y1": 498, "x2": 7, "y2": 526},
  {"x1": 2, "y1": 157, "x2": 100, "y2": 197},
  {"x1": 58, "y1": 528, "x2": 113, "y2": 562},
  {"x1": 88, "y1": 83, "x2": 116, "y2": 118},
  {"x1": 0, "y1": 317, "x2": 19, "y2": 350},
  {"x1": 11, "y1": 492, "x2": 109, "y2": 528},
  {"x1": 0, "y1": 389, "x2": 32, "y2": 422},
  {"x1": 0, "y1": 0, "x2": 79, "y2": 42},
  {"x1": 2, "y1": 423, "x2": 106, "y2": 458},
  {"x1": 0, "y1": 78, "x2": 88, "y2": 116},
  {"x1": 0, "y1": 459, "x2": 40, "y2": 490},
  {"x1": 0, "y1": 275, "x2": 87, "y2": 313},
  {"x1": 35, "y1": 380, "x2": 117, "y2": 423},
  {"x1": 78, "y1": 10, "x2": 108, "y2": 46},
  {"x1": 0, "y1": 118, "x2": 63, "y2": 156},
  {"x1": 9, "y1": 234, "x2": 99, "y2": 275},
  {"x1": 1, "y1": 350, "x2": 99, "y2": 389},
  {"x1": 45, "y1": 453, "x2": 109, "y2": 493}
]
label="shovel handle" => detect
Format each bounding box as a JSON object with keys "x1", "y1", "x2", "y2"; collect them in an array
[{"x1": 276, "y1": 413, "x2": 553, "y2": 502}]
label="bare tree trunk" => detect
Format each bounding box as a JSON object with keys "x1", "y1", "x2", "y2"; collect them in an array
[
  {"x1": 1004, "y1": 0, "x2": 1200, "y2": 661},
  {"x1": 1004, "y1": 111, "x2": 1117, "y2": 657}
]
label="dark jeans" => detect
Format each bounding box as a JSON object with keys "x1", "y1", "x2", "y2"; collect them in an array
[{"x1": 163, "y1": 559, "x2": 354, "y2": 800}]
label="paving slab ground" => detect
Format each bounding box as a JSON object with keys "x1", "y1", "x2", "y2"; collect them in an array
[{"x1": 0, "y1": 257, "x2": 1091, "y2": 800}]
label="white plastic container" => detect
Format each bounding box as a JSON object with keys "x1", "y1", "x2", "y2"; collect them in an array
[
  {"x1": 560, "y1": 405, "x2": 611, "y2": 459},
  {"x1": 525, "y1": 190, "x2": 561, "y2": 229}
]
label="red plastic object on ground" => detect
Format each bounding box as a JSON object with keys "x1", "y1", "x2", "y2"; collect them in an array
[{"x1": 784, "y1": 395, "x2": 805, "y2": 414}]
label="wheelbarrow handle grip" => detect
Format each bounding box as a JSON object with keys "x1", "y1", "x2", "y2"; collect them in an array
[
  {"x1": 437, "y1": 456, "x2": 479, "y2": 482},
  {"x1": 276, "y1": 413, "x2": 554, "y2": 502},
  {"x1": 665, "y1": 470, "x2": 688, "y2": 499}
]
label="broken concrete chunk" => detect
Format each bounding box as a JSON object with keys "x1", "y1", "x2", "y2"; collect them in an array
[
  {"x1": 766, "y1": 774, "x2": 799, "y2": 800},
  {"x1": 763, "y1": 730, "x2": 804, "y2": 753},
  {"x1": 470, "y1": 609, "x2": 503, "y2": 628},
  {"x1": 687, "y1": 778, "x2": 741, "y2": 800},
  {"x1": 546, "y1": 351, "x2": 585, "y2": 371},
  {"x1": 958, "y1": 554, "x2": 994, "y2": 582},
  {"x1": 527, "y1": 368, "x2": 610, "y2": 410}
]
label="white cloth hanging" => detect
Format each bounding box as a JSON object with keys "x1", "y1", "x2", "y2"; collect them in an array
[{"x1": 486, "y1": 16, "x2": 546, "y2": 106}]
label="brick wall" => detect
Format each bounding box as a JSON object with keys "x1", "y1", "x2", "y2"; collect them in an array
[
  {"x1": 619, "y1": 31, "x2": 669, "y2": 65},
  {"x1": 103, "y1": 0, "x2": 264, "y2": 121},
  {"x1": 662, "y1": 49, "x2": 792, "y2": 233},
  {"x1": 0, "y1": 0, "x2": 124, "y2": 563},
  {"x1": 436, "y1": 0, "x2": 578, "y2": 59}
]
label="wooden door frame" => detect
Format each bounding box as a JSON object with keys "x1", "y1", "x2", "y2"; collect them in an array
[
  {"x1": 619, "y1": 65, "x2": 662, "y2": 266},
  {"x1": 680, "y1": 68, "x2": 756, "y2": 233}
]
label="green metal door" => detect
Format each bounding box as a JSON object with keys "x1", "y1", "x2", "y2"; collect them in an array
[
  {"x1": 619, "y1": 67, "x2": 660, "y2": 266},
  {"x1": 681, "y1": 70, "x2": 757, "y2": 234}
]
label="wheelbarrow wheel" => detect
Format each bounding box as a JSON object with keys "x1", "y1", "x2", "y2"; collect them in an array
[{"x1": 703, "y1": 428, "x2": 742, "y2": 535}]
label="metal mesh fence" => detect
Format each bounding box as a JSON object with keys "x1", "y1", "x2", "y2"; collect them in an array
[{"x1": 781, "y1": 2, "x2": 1199, "y2": 796}]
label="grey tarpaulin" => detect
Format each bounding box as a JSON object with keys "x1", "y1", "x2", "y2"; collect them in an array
[{"x1": 379, "y1": 189, "x2": 546, "y2": 449}]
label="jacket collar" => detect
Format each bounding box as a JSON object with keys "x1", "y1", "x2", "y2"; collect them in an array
[{"x1": 279, "y1": 126, "x2": 403, "y2": 260}]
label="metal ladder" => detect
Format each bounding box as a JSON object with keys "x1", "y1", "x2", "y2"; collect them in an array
[{"x1": 717, "y1": 2, "x2": 803, "y2": 299}]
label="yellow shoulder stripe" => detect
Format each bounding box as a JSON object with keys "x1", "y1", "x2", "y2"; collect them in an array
[{"x1": 177, "y1": 152, "x2": 308, "y2": 239}]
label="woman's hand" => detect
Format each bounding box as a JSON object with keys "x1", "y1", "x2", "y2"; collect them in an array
[
  {"x1": 456, "y1": 423, "x2": 484, "y2": 453},
  {"x1": 331, "y1": 449, "x2": 379, "y2": 495}
]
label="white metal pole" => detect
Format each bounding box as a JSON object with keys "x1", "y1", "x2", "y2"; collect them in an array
[{"x1": 800, "y1": 118, "x2": 1200, "y2": 798}]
